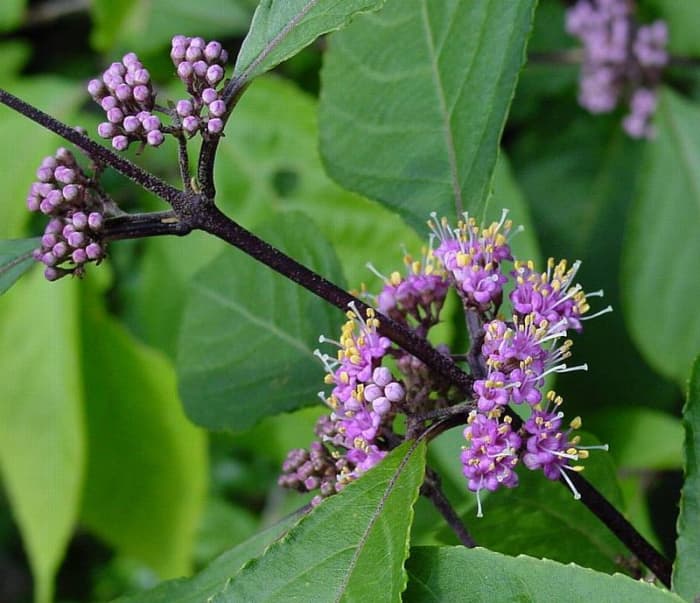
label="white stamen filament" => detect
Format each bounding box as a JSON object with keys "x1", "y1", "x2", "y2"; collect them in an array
[
  {"x1": 560, "y1": 465, "x2": 582, "y2": 500},
  {"x1": 581, "y1": 305, "x2": 614, "y2": 321}
]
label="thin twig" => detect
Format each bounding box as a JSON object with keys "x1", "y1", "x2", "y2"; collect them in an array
[{"x1": 422, "y1": 467, "x2": 476, "y2": 548}]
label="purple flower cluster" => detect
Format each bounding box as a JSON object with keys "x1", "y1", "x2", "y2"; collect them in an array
[
  {"x1": 280, "y1": 307, "x2": 404, "y2": 505},
  {"x1": 279, "y1": 212, "x2": 609, "y2": 514},
  {"x1": 461, "y1": 412, "x2": 520, "y2": 517},
  {"x1": 26, "y1": 148, "x2": 107, "y2": 280},
  {"x1": 88, "y1": 53, "x2": 164, "y2": 151},
  {"x1": 566, "y1": 0, "x2": 669, "y2": 138},
  {"x1": 368, "y1": 247, "x2": 449, "y2": 333},
  {"x1": 171, "y1": 35, "x2": 229, "y2": 137},
  {"x1": 429, "y1": 210, "x2": 513, "y2": 309}
]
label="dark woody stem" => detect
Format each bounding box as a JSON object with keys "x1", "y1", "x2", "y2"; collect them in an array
[
  {"x1": 103, "y1": 211, "x2": 191, "y2": 241},
  {"x1": 0, "y1": 87, "x2": 672, "y2": 588}
]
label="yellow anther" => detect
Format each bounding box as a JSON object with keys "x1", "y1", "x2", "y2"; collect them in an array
[
  {"x1": 390, "y1": 271, "x2": 402, "y2": 285},
  {"x1": 570, "y1": 416, "x2": 582, "y2": 429},
  {"x1": 571, "y1": 465, "x2": 585, "y2": 472},
  {"x1": 578, "y1": 450, "x2": 590, "y2": 459}
]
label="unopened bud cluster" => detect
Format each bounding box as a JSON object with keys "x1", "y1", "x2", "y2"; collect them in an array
[
  {"x1": 88, "y1": 35, "x2": 229, "y2": 150},
  {"x1": 26, "y1": 148, "x2": 108, "y2": 280},
  {"x1": 88, "y1": 53, "x2": 163, "y2": 151},
  {"x1": 566, "y1": 0, "x2": 668, "y2": 138},
  {"x1": 280, "y1": 212, "x2": 609, "y2": 515},
  {"x1": 171, "y1": 35, "x2": 229, "y2": 137}
]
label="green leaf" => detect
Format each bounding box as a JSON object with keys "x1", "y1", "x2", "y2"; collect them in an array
[
  {"x1": 645, "y1": 0, "x2": 700, "y2": 55},
  {"x1": 0, "y1": 270, "x2": 84, "y2": 603},
  {"x1": 0, "y1": 77, "x2": 85, "y2": 238},
  {"x1": 212, "y1": 441, "x2": 426, "y2": 602},
  {"x1": 673, "y1": 355, "x2": 700, "y2": 600},
  {"x1": 233, "y1": 0, "x2": 385, "y2": 82},
  {"x1": 405, "y1": 546, "x2": 683, "y2": 603},
  {"x1": 439, "y1": 435, "x2": 627, "y2": 574},
  {"x1": 113, "y1": 512, "x2": 302, "y2": 603},
  {"x1": 79, "y1": 283, "x2": 208, "y2": 578},
  {"x1": 319, "y1": 0, "x2": 536, "y2": 233},
  {"x1": 0, "y1": 237, "x2": 38, "y2": 295},
  {"x1": 622, "y1": 88, "x2": 700, "y2": 386},
  {"x1": 586, "y1": 407, "x2": 683, "y2": 471},
  {"x1": 177, "y1": 213, "x2": 345, "y2": 431},
  {"x1": 0, "y1": 0, "x2": 24, "y2": 31},
  {"x1": 91, "y1": 0, "x2": 256, "y2": 54},
  {"x1": 0, "y1": 41, "x2": 31, "y2": 79}
]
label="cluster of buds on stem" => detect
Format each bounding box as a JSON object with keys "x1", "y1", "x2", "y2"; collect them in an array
[
  {"x1": 566, "y1": 0, "x2": 668, "y2": 138},
  {"x1": 87, "y1": 34, "x2": 229, "y2": 151},
  {"x1": 279, "y1": 211, "x2": 610, "y2": 515},
  {"x1": 26, "y1": 148, "x2": 109, "y2": 281}
]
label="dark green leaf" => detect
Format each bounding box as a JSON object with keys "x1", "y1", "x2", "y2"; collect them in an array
[
  {"x1": 79, "y1": 284, "x2": 208, "y2": 578},
  {"x1": 211, "y1": 441, "x2": 426, "y2": 602},
  {"x1": 0, "y1": 237, "x2": 38, "y2": 295},
  {"x1": 405, "y1": 546, "x2": 683, "y2": 603},
  {"x1": 177, "y1": 213, "x2": 345, "y2": 430},
  {"x1": 0, "y1": 270, "x2": 84, "y2": 603},
  {"x1": 319, "y1": 0, "x2": 536, "y2": 233},
  {"x1": 233, "y1": 0, "x2": 385, "y2": 81},
  {"x1": 113, "y1": 512, "x2": 302, "y2": 603},
  {"x1": 622, "y1": 88, "x2": 700, "y2": 385},
  {"x1": 673, "y1": 355, "x2": 700, "y2": 600}
]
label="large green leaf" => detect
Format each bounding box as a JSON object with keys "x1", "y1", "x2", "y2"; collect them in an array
[
  {"x1": 79, "y1": 284, "x2": 208, "y2": 578},
  {"x1": 177, "y1": 213, "x2": 345, "y2": 431},
  {"x1": 319, "y1": 0, "x2": 536, "y2": 233},
  {"x1": 622, "y1": 88, "x2": 700, "y2": 386},
  {"x1": 0, "y1": 270, "x2": 84, "y2": 603},
  {"x1": 435, "y1": 433, "x2": 627, "y2": 574},
  {"x1": 673, "y1": 355, "x2": 700, "y2": 600},
  {"x1": 405, "y1": 546, "x2": 683, "y2": 602},
  {"x1": 0, "y1": 77, "x2": 85, "y2": 239},
  {"x1": 211, "y1": 440, "x2": 425, "y2": 602},
  {"x1": 113, "y1": 511, "x2": 302, "y2": 603},
  {"x1": 0, "y1": 237, "x2": 38, "y2": 295},
  {"x1": 233, "y1": 0, "x2": 385, "y2": 81}
]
